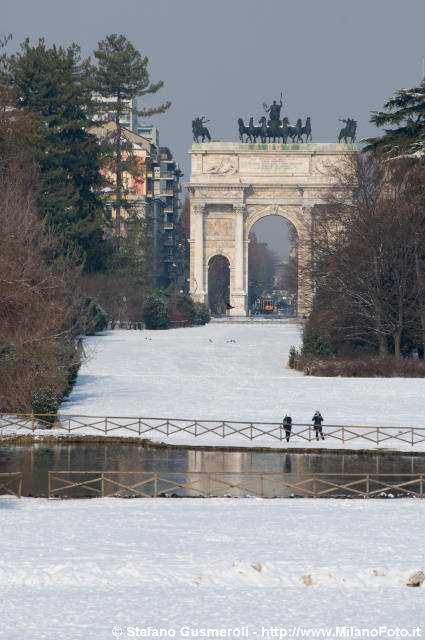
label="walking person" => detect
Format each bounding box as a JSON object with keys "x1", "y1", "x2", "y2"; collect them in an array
[
  {"x1": 283, "y1": 413, "x2": 292, "y2": 442},
  {"x1": 312, "y1": 410, "x2": 324, "y2": 440}
]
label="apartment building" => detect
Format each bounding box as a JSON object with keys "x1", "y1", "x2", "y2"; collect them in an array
[{"x1": 91, "y1": 99, "x2": 183, "y2": 288}]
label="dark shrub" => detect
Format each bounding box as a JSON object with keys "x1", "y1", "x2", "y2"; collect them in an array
[
  {"x1": 194, "y1": 302, "x2": 211, "y2": 325},
  {"x1": 143, "y1": 295, "x2": 170, "y2": 330},
  {"x1": 78, "y1": 297, "x2": 109, "y2": 335},
  {"x1": 175, "y1": 294, "x2": 197, "y2": 323},
  {"x1": 297, "y1": 354, "x2": 425, "y2": 378},
  {"x1": 302, "y1": 329, "x2": 332, "y2": 357}
]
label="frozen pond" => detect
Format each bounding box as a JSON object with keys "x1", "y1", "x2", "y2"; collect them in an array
[{"x1": 1, "y1": 442, "x2": 425, "y2": 497}]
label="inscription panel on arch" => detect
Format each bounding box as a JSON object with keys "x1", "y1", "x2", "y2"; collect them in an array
[{"x1": 239, "y1": 155, "x2": 309, "y2": 175}]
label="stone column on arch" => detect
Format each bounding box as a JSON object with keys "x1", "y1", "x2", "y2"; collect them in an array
[
  {"x1": 297, "y1": 204, "x2": 315, "y2": 316},
  {"x1": 230, "y1": 204, "x2": 247, "y2": 316},
  {"x1": 190, "y1": 203, "x2": 206, "y2": 304}
]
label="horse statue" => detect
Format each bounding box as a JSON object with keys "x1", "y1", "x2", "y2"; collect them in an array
[
  {"x1": 281, "y1": 117, "x2": 297, "y2": 143},
  {"x1": 237, "y1": 118, "x2": 253, "y2": 143},
  {"x1": 192, "y1": 117, "x2": 211, "y2": 143},
  {"x1": 258, "y1": 116, "x2": 268, "y2": 143},
  {"x1": 248, "y1": 117, "x2": 257, "y2": 142},
  {"x1": 303, "y1": 117, "x2": 312, "y2": 142},
  {"x1": 338, "y1": 118, "x2": 357, "y2": 144},
  {"x1": 281, "y1": 117, "x2": 289, "y2": 143},
  {"x1": 295, "y1": 119, "x2": 304, "y2": 143}
]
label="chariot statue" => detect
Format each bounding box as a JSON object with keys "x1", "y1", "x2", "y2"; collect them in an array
[{"x1": 237, "y1": 92, "x2": 312, "y2": 144}]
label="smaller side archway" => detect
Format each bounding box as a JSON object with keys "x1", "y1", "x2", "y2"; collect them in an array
[{"x1": 208, "y1": 254, "x2": 230, "y2": 315}]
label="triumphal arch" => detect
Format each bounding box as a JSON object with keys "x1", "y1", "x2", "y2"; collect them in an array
[{"x1": 187, "y1": 142, "x2": 356, "y2": 316}]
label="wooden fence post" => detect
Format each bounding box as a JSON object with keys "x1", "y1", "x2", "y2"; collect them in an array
[
  {"x1": 101, "y1": 472, "x2": 105, "y2": 498},
  {"x1": 48, "y1": 471, "x2": 51, "y2": 498},
  {"x1": 365, "y1": 474, "x2": 370, "y2": 499}
]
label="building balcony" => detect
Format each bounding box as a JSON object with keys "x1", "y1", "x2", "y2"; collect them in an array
[{"x1": 164, "y1": 222, "x2": 174, "y2": 230}]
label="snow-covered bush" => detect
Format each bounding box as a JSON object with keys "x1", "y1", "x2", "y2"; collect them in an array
[
  {"x1": 31, "y1": 387, "x2": 59, "y2": 423},
  {"x1": 288, "y1": 345, "x2": 299, "y2": 368},
  {"x1": 143, "y1": 295, "x2": 170, "y2": 330}
]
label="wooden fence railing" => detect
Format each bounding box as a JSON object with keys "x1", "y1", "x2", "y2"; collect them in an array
[
  {"x1": 48, "y1": 471, "x2": 425, "y2": 499},
  {"x1": 0, "y1": 472, "x2": 22, "y2": 499},
  {"x1": 2, "y1": 413, "x2": 425, "y2": 447}
]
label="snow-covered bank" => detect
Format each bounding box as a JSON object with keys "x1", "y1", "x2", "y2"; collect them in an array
[
  {"x1": 1, "y1": 497, "x2": 424, "y2": 639},
  {"x1": 4, "y1": 324, "x2": 425, "y2": 451}
]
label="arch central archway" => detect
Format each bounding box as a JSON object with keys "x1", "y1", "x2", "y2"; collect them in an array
[{"x1": 248, "y1": 214, "x2": 298, "y2": 317}]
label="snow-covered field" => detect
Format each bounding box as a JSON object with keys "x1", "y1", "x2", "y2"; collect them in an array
[
  {"x1": 4, "y1": 324, "x2": 425, "y2": 450},
  {"x1": 1, "y1": 496, "x2": 424, "y2": 639}
]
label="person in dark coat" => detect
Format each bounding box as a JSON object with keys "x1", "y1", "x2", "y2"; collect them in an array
[
  {"x1": 283, "y1": 412, "x2": 292, "y2": 442},
  {"x1": 312, "y1": 410, "x2": 324, "y2": 440}
]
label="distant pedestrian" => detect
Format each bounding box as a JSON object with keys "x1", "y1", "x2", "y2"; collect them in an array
[
  {"x1": 312, "y1": 410, "x2": 324, "y2": 440},
  {"x1": 283, "y1": 413, "x2": 292, "y2": 442}
]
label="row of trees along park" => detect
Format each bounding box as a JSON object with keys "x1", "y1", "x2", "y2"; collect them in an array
[{"x1": 0, "y1": 34, "x2": 192, "y2": 414}]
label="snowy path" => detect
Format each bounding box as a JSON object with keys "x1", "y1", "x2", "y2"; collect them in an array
[
  {"x1": 1, "y1": 497, "x2": 424, "y2": 639},
  {"x1": 6, "y1": 324, "x2": 425, "y2": 450}
]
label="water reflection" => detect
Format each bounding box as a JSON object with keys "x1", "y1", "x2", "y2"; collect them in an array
[{"x1": 0, "y1": 442, "x2": 424, "y2": 497}]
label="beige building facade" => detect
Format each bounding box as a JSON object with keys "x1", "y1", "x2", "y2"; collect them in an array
[{"x1": 187, "y1": 142, "x2": 356, "y2": 316}]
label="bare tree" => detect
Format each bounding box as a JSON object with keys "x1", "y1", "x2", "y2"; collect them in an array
[
  {"x1": 0, "y1": 79, "x2": 83, "y2": 410},
  {"x1": 300, "y1": 153, "x2": 425, "y2": 359}
]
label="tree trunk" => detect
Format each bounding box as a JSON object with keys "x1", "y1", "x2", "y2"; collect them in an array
[
  {"x1": 114, "y1": 101, "x2": 122, "y2": 253},
  {"x1": 372, "y1": 253, "x2": 387, "y2": 355},
  {"x1": 394, "y1": 330, "x2": 401, "y2": 360},
  {"x1": 414, "y1": 247, "x2": 425, "y2": 356}
]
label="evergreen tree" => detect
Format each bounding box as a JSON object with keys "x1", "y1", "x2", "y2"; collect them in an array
[
  {"x1": 364, "y1": 79, "x2": 425, "y2": 156},
  {"x1": 8, "y1": 39, "x2": 111, "y2": 271},
  {"x1": 93, "y1": 34, "x2": 171, "y2": 252}
]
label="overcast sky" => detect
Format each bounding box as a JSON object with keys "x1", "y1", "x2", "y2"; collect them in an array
[{"x1": 4, "y1": 0, "x2": 425, "y2": 258}]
